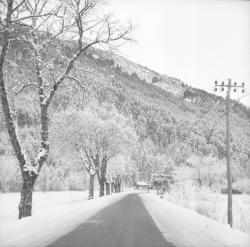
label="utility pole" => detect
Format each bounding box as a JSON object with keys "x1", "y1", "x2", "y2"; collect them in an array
[{"x1": 214, "y1": 79, "x2": 245, "y2": 228}]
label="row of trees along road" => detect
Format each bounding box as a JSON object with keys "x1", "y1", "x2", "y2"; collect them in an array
[
  {"x1": 0, "y1": 0, "x2": 132, "y2": 219},
  {"x1": 52, "y1": 105, "x2": 137, "y2": 198}
]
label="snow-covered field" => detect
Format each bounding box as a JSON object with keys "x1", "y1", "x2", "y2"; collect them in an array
[
  {"x1": 0, "y1": 191, "x2": 129, "y2": 247},
  {"x1": 163, "y1": 189, "x2": 250, "y2": 233},
  {"x1": 140, "y1": 193, "x2": 250, "y2": 247}
]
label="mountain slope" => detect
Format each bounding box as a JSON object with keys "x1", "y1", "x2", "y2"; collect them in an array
[
  {"x1": 1, "y1": 28, "x2": 250, "y2": 176},
  {"x1": 89, "y1": 48, "x2": 250, "y2": 121}
]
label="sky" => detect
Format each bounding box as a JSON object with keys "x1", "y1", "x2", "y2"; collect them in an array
[{"x1": 107, "y1": 0, "x2": 250, "y2": 107}]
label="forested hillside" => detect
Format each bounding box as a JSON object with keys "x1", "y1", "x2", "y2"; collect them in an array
[{"x1": 1, "y1": 22, "x2": 250, "y2": 196}]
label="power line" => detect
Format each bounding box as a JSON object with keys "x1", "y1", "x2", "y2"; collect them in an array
[
  {"x1": 237, "y1": 92, "x2": 250, "y2": 101},
  {"x1": 216, "y1": 39, "x2": 250, "y2": 81},
  {"x1": 203, "y1": 97, "x2": 225, "y2": 117}
]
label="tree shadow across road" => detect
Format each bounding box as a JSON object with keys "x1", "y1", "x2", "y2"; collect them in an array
[{"x1": 48, "y1": 193, "x2": 175, "y2": 247}]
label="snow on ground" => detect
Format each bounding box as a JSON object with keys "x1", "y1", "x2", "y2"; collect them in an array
[
  {"x1": 1, "y1": 191, "x2": 249, "y2": 247},
  {"x1": 140, "y1": 193, "x2": 250, "y2": 247},
  {"x1": 0, "y1": 191, "x2": 129, "y2": 247},
  {"x1": 0, "y1": 191, "x2": 90, "y2": 222},
  {"x1": 164, "y1": 187, "x2": 250, "y2": 233}
]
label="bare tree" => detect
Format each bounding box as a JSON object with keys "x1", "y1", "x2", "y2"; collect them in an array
[{"x1": 0, "y1": 0, "x2": 132, "y2": 218}]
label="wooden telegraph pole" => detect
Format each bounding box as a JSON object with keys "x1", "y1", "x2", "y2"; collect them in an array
[{"x1": 214, "y1": 79, "x2": 245, "y2": 228}]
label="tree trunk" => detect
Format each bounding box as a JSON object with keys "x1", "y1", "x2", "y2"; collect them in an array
[
  {"x1": 116, "y1": 182, "x2": 121, "y2": 193},
  {"x1": 114, "y1": 176, "x2": 121, "y2": 193},
  {"x1": 88, "y1": 174, "x2": 95, "y2": 199},
  {"x1": 114, "y1": 179, "x2": 117, "y2": 193},
  {"x1": 99, "y1": 179, "x2": 105, "y2": 197},
  {"x1": 105, "y1": 182, "x2": 110, "y2": 195},
  {"x1": 18, "y1": 173, "x2": 37, "y2": 219},
  {"x1": 99, "y1": 158, "x2": 108, "y2": 197},
  {"x1": 111, "y1": 182, "x2": 114, "y2": 194},
  {"x1": 118, "y1": 181, "x2": 121, "y2": 192}
]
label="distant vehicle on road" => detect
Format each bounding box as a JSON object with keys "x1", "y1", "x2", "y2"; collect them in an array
[{"x1": 134, "y1": 181, "x2": 149, "y2": 190}]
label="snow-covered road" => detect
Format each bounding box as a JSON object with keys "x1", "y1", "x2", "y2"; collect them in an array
[
  {"x1": 0, "y1": 191, "x2": 129, "y2": 247},
  {"x1": 0, "y1": 192, "x2": 249, "y2": 247}
]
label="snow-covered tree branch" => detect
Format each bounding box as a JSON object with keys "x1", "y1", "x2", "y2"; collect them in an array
[{"x1": 0, "y1": 0, "x2": 132, "y2": 218}]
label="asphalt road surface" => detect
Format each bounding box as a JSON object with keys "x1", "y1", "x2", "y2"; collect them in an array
[{"x1": 48, "y1": 193, "x2": 175, "y2": 247}]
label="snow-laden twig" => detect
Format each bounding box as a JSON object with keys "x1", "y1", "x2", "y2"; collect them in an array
[
  {"x1": 23, "y1": 148, "x2": 48, "y2": 176},
  {"x1": 22, "y1": 152, "x2": 38, "y2": 176}
]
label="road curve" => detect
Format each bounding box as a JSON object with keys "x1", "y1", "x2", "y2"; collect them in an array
[{"x1": 48, "y1": 193, "x2": 175, "y2": 247}]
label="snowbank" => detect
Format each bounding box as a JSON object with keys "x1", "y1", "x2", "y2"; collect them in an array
[
  {"x1": 0, "y1": 191, "x2": 129, "y2": 247},
  {"x1": 0, "y1": 191, "x2": 90, "y2": 222},
  {"x1": 140, "y1": 193, "x2": 249, "y2": 247}
]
